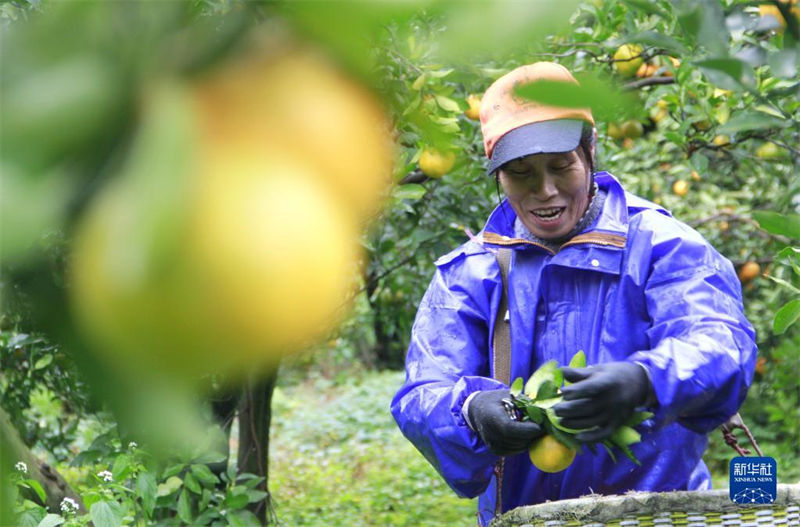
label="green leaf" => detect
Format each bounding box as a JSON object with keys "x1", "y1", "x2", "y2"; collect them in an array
[
  {"x1": 765, "y1": 274, "x2": 800, "y2": 295},
  {"x1": 777, "y1": 247, "x2": 800, "y2": 276},
  {"x1": 513, "y1": 76, "x2": 637, "y2": 122},
  {"x1": 535, "y1": 380, "x2": 559, "y2": 400},
  {"x1": 627, "y1": 31, "x2": 688, "y2": 55},
  {"x1": 546, "y1": 408, "x2": 588, "y2": 434},
  {"x1": 525, "y1": 406, "x2": 545, "y2": 424},
  {"x1": 162, "y1": 463, "x2": 186, "y2": 479},
  {"x1": 601, "y1": 440, "x2": 617, "y2": 463},
  {"x1": 717, "y1": 111, "x2": 787, "y2": 134},
  {"x1": 534, "y1": 397, "x2": 563, "y2": 409},
  {"x1": 18, "y1": 509, "x2": 46, "y2": 527},
  {"x1": 33, "y1": 354, "x2": 53, "y2": 370},
  {"x1": 510, "y1": 377, "x2": 524, "y2": 396},
  {"x1": 434, "y1": 95, "x2": 461, "y2": 113},
  {"x1": 224, "y1": 488, "x2": 249, "y2": 510},
  {"x1": 393, "y1": 184, "x2": 427, "y2": 200},
  {"x1": 611, "y1": 425, "x2": 641, "y2": 445},
  {"x1": 428, "y1": 68, "x2": 454, "y2": 79},
  {"x1": 156, "y1": 476, "x2": 183, "y2": 497},
  {"x1": 694, "y1": 58, "x2": 756, "y2": 91},
  {"x1": 768, "y1": 48, "x2": 798, "y2": 80},
  {"x1": 177, "y1": 489, "x2": 193, "y2": 524},
  {"x1": 524, "y1": 360, "x2": 558, "y2": 398},
  {"x1": 774, "y1": 299, "x2": 800, "y2": 335},
  {"x1": 89, "y1": 501, "x2": 123, "y2": 527},
  {"x1": 411, "y1": 73, "x2": 426, "y2": 91},
  {"x1": 246, "y1": 490, "x2": 268, "y2": 504},
  {"x1": 111, "y1": 454, "x2": 130, "y2": 481},
  {"x1": 752, "y1": 211, "x2": 800, "y2": 240},
  {"x1": 22, "y1": 479, "x2": 46, "y2": 503},
  {"x1": 545, "y1": 422, "x2": 581, "y2": 451},
  {"x1": 227, "y1": 509, "x2": 262, "y2": 527},
  {"x1": 190, "y1": 464, "x2": 220, "y2": 488},
  {"x1": 184, "y1": 471, "x2": 202, "y2": 494},
  {"x1": 626, "y1": 411, "x2": 654, "y2": 427},
  {"x1": 136, "y1": 472, "x2": 156, "y2": 517},
  {"x1": 568, "y1": 351, "x2": 586, "y2": 369},
  {"x1": 37, "y1": 514, "x2": 65, "y2": 527}
]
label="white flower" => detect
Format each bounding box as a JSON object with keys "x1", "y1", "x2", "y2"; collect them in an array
[
  {"x1": 97, "y1": 470, "x2": 113, "y2": 482},
  {"x1": 128, "y1": 441, "x2": 137, "y2": 450},
  {"x1": 60, "y1": 497, "x2": 79, "y2": 514},
  {"x1": 14, "y1": 461, "x2": 27, "y2": 474}
]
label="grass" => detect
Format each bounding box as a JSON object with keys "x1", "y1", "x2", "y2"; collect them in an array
[{"x1": 268, "y1": 370, "x2": 477, "y2": 527}]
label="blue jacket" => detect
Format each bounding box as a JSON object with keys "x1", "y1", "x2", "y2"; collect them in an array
[{"x1": 391, "y1": 172, "x2": 757, "y2": 526}]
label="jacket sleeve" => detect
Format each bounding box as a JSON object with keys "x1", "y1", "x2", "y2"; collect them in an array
[
  {"x1": 390, "y1": 252, "x2": 507, "y2": 498},
  {"x1": 627, "y1": 212, "x2": 757, "y2": 433}
]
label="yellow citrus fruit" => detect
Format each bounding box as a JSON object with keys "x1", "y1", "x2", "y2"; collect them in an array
[
  {"x1": 672, "y1": 179, "x2": 689, "y2": 197},
  {"x1": 419, "y1": 149, "x2": 456, "y2": 178},
  {"x1": 712, "y1": 135, "x2": 730, "y2": 147},
  {"x1": 529, "y1": 435, "x2": 577, "y2": 473},
  {"x1": 613, "y1": 44, "x2": 644, "y2": 78},
  {"x1": 71, "y1": 151, "x2": 359, "y2": 379},
  {"x1": 464, "y1": 94, "x2": 481, "y2": 120},
  {"x1": 756, "y1": 142, "x2": 784, "y2": 158},
  {"x1": 620, "y1": 120, "x2": 644, "y2": 139},
  {"x1": 635, "y1": 62, "x2": 658, "y2": 78},
  {"x1": 738, "y1": 261, "x2": 762, "y2": 283},
  {"x1": 68, "y1": 48, "x2": 381, "y2": 381},
  {"x1": 607, "y1": 122, "x2": 624, "y2": 140},
  {"x1": 193, "y1": 48, "x2": 395, "y2": 224}
]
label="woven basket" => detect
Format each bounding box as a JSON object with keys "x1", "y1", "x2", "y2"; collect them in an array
[{"x1": 491, "y1": 484, "x2": 800, "y2": 527}]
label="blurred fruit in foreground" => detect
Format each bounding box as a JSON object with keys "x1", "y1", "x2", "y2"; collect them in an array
[
  {"x1": 528, "y1": 434, "x2": 577, "y2": 473},
  {"x1": 464, "y1": 94, "x2": 481, "y2": 120},
  {"x1": 612, "y1": 44, "x2": 644, "y2": 78},
  {"x1": 70, "y1": 45, "x2": 394, "y2": 381},
  {"x1": 194, "y1": 47, "x2": 395, "y2": 224},
  {"x1": 738, "y1": 261, "x2": 761, "y2": 283},
  {"x1": 672, "y1": 179, "x2": 689, "y2": 197},
  {"x1": 759, "y1": 3, "x2": 800, "y2": 30},
  {"x1": 419, "y1": 148, "x2": 456, "y2": 178}
]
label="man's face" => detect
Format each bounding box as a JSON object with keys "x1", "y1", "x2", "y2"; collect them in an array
[{"x1": 497, "y1": 148, "x2": 592, "y2": 240}]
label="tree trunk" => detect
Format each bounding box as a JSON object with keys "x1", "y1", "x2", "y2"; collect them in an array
[
  {"x1": 0, "y1": 405, "x2": 84, "y2": 515},
  {"x1": 236, "y1": 371, "x2": 278, "y2": 525}
]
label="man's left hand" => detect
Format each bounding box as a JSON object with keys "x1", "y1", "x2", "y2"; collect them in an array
[{"x1": 553, "y1": 362, "x2": 651, "y2": 443}]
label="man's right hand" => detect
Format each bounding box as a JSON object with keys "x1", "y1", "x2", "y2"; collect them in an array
[{"x1": 467, "y1": 389, "x2": 544, "y2": 456}]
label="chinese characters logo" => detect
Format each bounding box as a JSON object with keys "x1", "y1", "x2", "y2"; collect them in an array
[{"x1": 729, "y1": 457, "x2": 777, "y2": 504}]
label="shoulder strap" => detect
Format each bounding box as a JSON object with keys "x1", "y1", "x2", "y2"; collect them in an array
[{"x1": 493, "y1": 249, "x2": 512, "y2": 385}]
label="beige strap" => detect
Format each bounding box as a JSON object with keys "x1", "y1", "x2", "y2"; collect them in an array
[
  {"x1": 492, "y1": 248, "x2": 512, "y2": 386},
  {"x1": 492, "y1": 248, "x2": 512, "y2": 516}
]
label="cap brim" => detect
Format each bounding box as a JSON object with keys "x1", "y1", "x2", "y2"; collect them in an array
[{"x1": 487, "y1": 119, "x2": 584, "y2": 175}]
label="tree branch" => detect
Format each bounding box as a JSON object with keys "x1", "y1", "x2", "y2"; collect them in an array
[{"x1": 623, "y1": 76, "x2": 676, "y2": 91}]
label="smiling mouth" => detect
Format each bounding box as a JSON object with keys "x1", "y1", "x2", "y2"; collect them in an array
[{"x1": 531, "y1": 207, "x2": 565, "y2": 221}]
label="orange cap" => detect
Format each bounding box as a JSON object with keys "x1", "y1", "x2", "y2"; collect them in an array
[{"x1": 480, "y1": 62, "x2": 594, "y2": 172}]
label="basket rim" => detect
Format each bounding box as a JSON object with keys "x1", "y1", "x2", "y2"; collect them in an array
[{"x1": 491, "y1": 483, "x2": 800, "y2": 526}]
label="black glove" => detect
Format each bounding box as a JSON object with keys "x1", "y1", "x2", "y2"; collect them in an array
[
  {"x1": 553, "y1": 362, "x2": 651, "y2": 443},
  {"x1": 467, "y1": 389, "x2": 544, "y2": 456}
]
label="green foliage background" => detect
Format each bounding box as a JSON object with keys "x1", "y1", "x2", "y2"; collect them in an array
[{"x1": 2, "y1": 0, "x2": 799, "y2": 525}]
